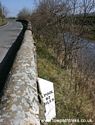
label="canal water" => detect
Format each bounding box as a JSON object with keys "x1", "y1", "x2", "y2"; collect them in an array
[{"x1": 64, "y1": 32, "x2": 95, "y2": 78}]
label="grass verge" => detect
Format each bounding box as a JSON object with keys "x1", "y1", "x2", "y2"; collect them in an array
[{"x1": 0, "y1": 17, "x2": 7, "y2": 26}]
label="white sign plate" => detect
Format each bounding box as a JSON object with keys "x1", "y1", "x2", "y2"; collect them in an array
[{"x1": 38, "y1": 78, "x2": 56, "y2": 122}]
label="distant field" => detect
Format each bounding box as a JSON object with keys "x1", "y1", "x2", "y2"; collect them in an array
[
  {"x1": 82, "y1": 25, "x2": 95, "y2": 41},
  {"x1": 71, "y1": 15, "x2": 95, "y2": 41}
]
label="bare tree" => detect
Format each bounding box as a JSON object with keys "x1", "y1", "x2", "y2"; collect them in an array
[
  {"x1": 17, "y1": 8, "x2": 31, "y2": 20},
  {"x1": 0, "y1": 2, "x2": 8, "y2": 19},
  {"x1": 0, "y1": 2, "x2": 3, "y2": 17}
]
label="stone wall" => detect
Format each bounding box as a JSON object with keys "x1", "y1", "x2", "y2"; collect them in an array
[{"x1": 0, "y1": 23, "x2": 40, "y2": 125}]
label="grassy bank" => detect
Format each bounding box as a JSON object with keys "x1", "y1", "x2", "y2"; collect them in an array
[
  {"x1": 0, "y1": 17, "x2": 7, "y2": 26},
  {"x1": 36, "y1": 38, "x2": 94, "y2": 125}
]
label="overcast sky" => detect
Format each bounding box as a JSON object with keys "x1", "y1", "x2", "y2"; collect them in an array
[{"x1": 0, "y1": 0, "x2": 37, "y2": 17}]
